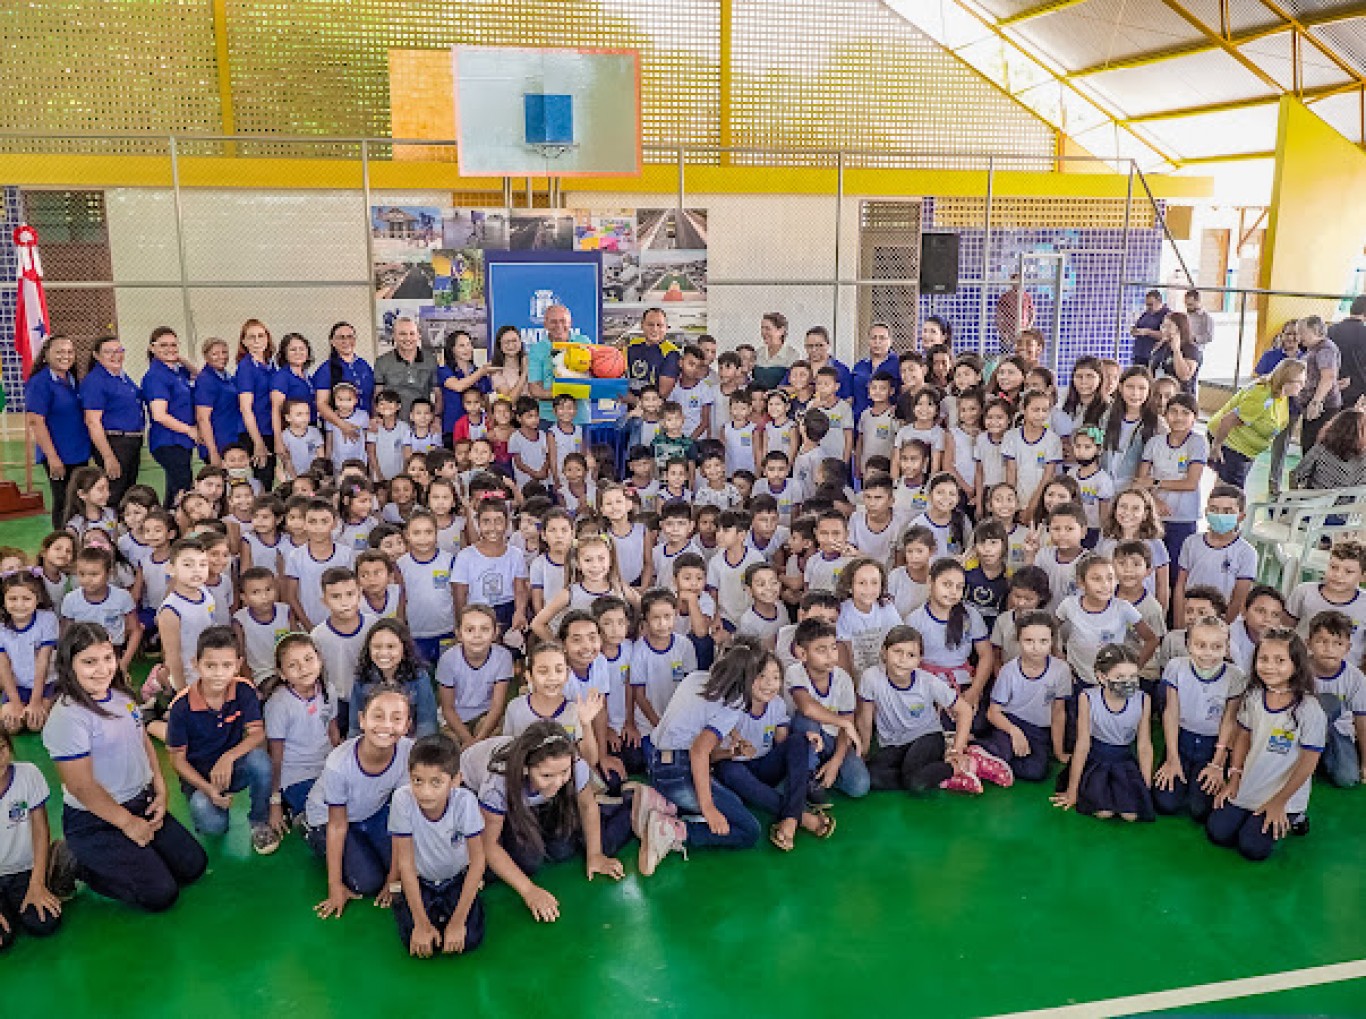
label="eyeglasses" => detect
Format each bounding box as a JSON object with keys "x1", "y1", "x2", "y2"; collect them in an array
[{"x1": 103, "y1": 346, "x2": 126, "y2": 355}]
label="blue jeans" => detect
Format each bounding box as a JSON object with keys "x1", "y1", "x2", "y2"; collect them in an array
[
  {"x1": 1206, "y1": 803, "x2": 1283, "y2": 862},
  {"x1": 186, "y1": 747, "x2": 274, "y2": 834},
  {"x1": 714, "y1": 734, "x2": 811, "y2": 822},
  {"x1": 1153, "y1": 728, "x2": 1219, "y2": 820},
  {"x1": 647, "y1": 748, "x2": 761, "y2": 850},
  {"x1": 305, "y1": 805, "x2": 392, "y2": 896},
  {"x1": 1318, "y1": 694, "x2": 1362, "y2": 788},
  {"x1": 791, "y1": 713, "x2": 871, "y2": 798},
  {"x1": 282, "y1": 779, "x2": 315, "y2": 818}
]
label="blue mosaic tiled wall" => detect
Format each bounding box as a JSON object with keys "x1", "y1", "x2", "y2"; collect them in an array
[
  {"x1": 0, "y1": 187, "x2": 21, "y2": 411},
  {"x1": 917, "y1": 198, "x2": 1163, "y2": 384}
]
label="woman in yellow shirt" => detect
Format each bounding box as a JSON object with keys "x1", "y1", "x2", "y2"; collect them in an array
[{"x1": 1207, "y1": 358, "x2": 1307, "y2": 487}]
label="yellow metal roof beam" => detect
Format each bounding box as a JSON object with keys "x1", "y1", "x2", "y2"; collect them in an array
[
  {"x1": 1122, "y1": 82, "x2": 1362, "y2": 122},
  {"x1": 1252, "y1": 0, "x2": 1366, "y2": 90},
  {"x1": 1175, "y1": 150, "x2": 1275, "y2": 165}
]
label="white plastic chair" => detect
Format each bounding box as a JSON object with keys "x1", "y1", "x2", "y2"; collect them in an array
[
  {"x1": 1277, "y1": 502, "x2": 1366, "y2": 596},
  {"x1": 1247, "y1": 492, "x2": 1338, "y2": 586}
]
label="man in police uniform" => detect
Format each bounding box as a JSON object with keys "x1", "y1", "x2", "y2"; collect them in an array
[{"x1": 626, "y1": 307, "x2": 680, "y2": 403}]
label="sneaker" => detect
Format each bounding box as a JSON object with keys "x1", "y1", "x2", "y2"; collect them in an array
[
  {"x1": 628, "y1": 783, "x2": 676, "y2": 840},
  {"x1": 251, "y1": 822, "x2": 282, "y2": 856},
  {"x1": 638, "y1": 809, "x2": 687, "y2": 877},
  {"x1": 806, "y1": 780, "x2": 831, "y2": 806},
  {"x1": 46, "y1": 838, "x2": 79, "y2": 901},
  {"x1": 1291, "y1": 814, "x2": 1310, "y2": 837},
  {"x1": 940, "y1": 771, "x2": 984, "y2": 795},
  {"x1": 966, "y1": 745, "x2": 1015, "y2": 788}
]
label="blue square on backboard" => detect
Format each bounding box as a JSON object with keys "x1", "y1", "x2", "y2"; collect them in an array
[{"x1": 524, "y1": 94, "x2": 574, "y2": 145}]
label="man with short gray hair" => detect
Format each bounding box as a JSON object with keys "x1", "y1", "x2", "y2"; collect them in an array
[{"x1": 374, "y1": 316, "x2": 437, "y2": 420}]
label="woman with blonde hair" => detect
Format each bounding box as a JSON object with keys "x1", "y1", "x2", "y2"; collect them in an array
[{"x1": 1208, "y1": 357, "x2": 1308, "y2": 488}]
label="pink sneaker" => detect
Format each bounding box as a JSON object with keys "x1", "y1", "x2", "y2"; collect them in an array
[
  {"x1": 967, "y1": 745, "x2": 1015, "y2": 788},
  {"x1": 940, "y1": 770, "x2": 984, "y2": 795},
  {"x1": 628, "y1": 783, "x2": 677, "y2": 840},
  {"x1": 638, "y1": 810, "x2": 688, "y2": 876}
]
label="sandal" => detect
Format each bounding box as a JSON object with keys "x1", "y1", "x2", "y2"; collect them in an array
[
  {"x1": 809, "y1": 813, "x2": 837, "y2": 839},
  {"x1": 768, "y1": 823, "x2": 796, "y2": 852}
]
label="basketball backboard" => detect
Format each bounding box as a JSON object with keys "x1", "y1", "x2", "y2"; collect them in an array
[{"x1": 453, "y1": 46, "x2": 642, "y2": 178}]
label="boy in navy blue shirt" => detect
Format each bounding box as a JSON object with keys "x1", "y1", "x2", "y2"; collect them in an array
[{"x1": 166, "y1": 626, "x2": 280, "y2": 855}]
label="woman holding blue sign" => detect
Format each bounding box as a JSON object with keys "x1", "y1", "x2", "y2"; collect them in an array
[
  {"x1": 271, "y1": 332, "x2": 317, "y2": 463},
  {"x1": 25, "y1": 335, "x2": 91, "y2": 527},
  {"x1": 143, "y1": 327, "x2": 200, "y2": 509},
  {"x1": 439, "y1": 328, "x2": 492, "y2": 445},
  {"x1": 235, "y1": 318, "x2": 277, "y2": 487},
  {"x1": 192, "y1": 336, "x2": 243, "y2": 467}
]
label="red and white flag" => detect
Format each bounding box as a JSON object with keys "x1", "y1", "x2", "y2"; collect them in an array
[{"x1": 13, "y1": 224, "x2": 49, "y2": 380}]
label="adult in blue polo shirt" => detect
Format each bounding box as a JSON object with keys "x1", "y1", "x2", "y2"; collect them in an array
[
  {"x1": 626, "y1": 307, "x2": 680, "y2": 402},
  {"x1": 1130, "y1": 289, "x2": 1169, "y2": 366},
  {"x1": 235, "y1": 318, "x2": 277, "y2": 488},
  {"x1": 851, "y1": 321, "x2": 901, "y2": 421},
  {"x1": 271, "y1": 332, "x2": 317, "y2": 463},
  {"x1": 313, "y1": 321, "x2": 376, "y2": 447},
  {"x1": 192, "y1": 336, "x2": 243, "y2": 467},
  {"x1": 143, "y1": 326, "x2": 199, "y2": 509},
  {"x1": 81, "y1": 334, "x2": 146, "y2": 509},
  {"x1": 438, "y1": 327, "x2": 491, "y2": 444},
  {"x1": 25, "y1": 335, "x2": 91, "y2": 527},
  {"x1": 803, "y1": 325, "x2": 852, "y2": 400}
]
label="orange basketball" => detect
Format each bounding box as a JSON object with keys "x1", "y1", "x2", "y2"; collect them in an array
[{"x1": 590, "y1": 345, "x2": 626, "y2": 378}]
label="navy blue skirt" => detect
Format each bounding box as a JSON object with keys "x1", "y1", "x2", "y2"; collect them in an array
[{"x1": 1077, "y1": 740, "x2": 1154, "y2": 821}]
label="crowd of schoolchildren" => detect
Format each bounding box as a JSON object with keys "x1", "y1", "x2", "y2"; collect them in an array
[{"x1": 3, "y1": 322, "x2": 1364, "y2": 959}]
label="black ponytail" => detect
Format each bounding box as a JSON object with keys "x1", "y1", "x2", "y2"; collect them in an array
[
  {"x1": 930, "y1": 558, "x2": 970, "y2": 649},
  {"x1": 491, "y1": 721, "x2": 580, "y2": 859}
]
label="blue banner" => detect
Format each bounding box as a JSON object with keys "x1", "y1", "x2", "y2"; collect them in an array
[{"x1": 485, "y1": 249, "x2": 603, "y2": 346}]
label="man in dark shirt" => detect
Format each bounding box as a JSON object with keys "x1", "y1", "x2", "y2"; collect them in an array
[
  {"x1": 1131, "y1": 290, "x2": 1169, "y2": 366},
  {"x1": 1329, "y1": 295, "x2": 1366, "y2": 408},
  {"x1": 626, "y1": 306, "x2": 680, "y2": 401}
]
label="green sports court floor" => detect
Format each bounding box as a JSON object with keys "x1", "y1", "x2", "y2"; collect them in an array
[{"x1": 9, "y1": 445, "x2": 1365, "y2": 1018}]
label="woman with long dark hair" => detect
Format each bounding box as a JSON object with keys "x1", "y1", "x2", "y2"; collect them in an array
[
  {"x1": 25, "y1": 335, "x2": 90, "y2": 527},
  {"x1": 438, "y1": 328, "x2": 491, "y2": 446},
  {"x1": 313, "y1": 320, "x2": 375, "y2": 446},
  {"x1": 1291, "y1": 406, "x2": 1366, "y2": 491},
  {"x1": 234, "y1": 318, "x2": 276, "y2": 488}
]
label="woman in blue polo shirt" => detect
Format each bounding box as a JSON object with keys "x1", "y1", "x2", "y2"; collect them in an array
[
  {"x1": 26, "y1": 335, "x2": 91, "y2": 528},
  {"x1": 235, "y1": 318, "x2": 276, "y2": 488},
  {"x1": 438, "y1": 328, "x2": 491, "y2": 446},
  {"x1": 192, "y1": 336, "x2": 243, "y2": 467},
  {"x1": 271, "y1": 332, "x2": 316, "y2": 464},
  {"x1": 142, "y1": 327, "x2": 199, "y2": 509},
  {"x1": 81, "y1": 335, "x2": 146, "y2": 509},
  {"x1": 313, "y1": 320, "x2": 375, "y2": 444}
]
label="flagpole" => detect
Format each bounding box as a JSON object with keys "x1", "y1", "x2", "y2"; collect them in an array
[{"x1": 13, "y1": 224, "x2": 47, "y2": 497}]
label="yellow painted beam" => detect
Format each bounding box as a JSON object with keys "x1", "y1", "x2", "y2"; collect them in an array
[
  {"x1": 211, "y1": 0, "x2": 236, "y2": 156},
  {"x1": 998, "y1": 0, "x2": 1094, "y2": 27},
  {"x1": 1123, "y1": 82, "x2": 1362, "y2": 122},
  {"x1": 719, "y1": 0, "x2": 733, "y2": 168},
  {"x1": 0, "y1": 151, "x2": 1214, "y2": 199},
  {"x1": 1175, "y1": 151, "x2": 1275, "y2": 166}
]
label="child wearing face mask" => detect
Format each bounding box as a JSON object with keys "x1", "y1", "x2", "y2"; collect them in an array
[
  {"x1": 1051, "y1": 644, "x2": 1154, "y2": 822},
  {"x1": 1173, "y1": 484, "x2": 1258, "y2": 625}
]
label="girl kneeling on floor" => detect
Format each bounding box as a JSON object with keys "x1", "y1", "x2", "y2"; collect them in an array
[
  {"x1": 308, "y1": 684, "x2": 414, "y2": 919},
  {"x1": 981, "y1": 612, "x2": 1072, "y2": 782},
  {"x1": 634, "y1": 641, "x2": 768, "y2": 876},
  {"x1": 856, "y1": 625, "x2": 985, "y2": 794},
  {"x1": 713, "y1": 650, "x2": 834, "y2": 851},
  {"x1": 463, "y1": 721, "x2": 626, "y2": 924},
  {"x1": 1051, "y1": 644, "x2": 1154, "y2": 822},
  {"x1": 1206, "y1": 628, "x2": 1324, "y2": 862},
  {"x1": 43, "y1": 622, "x2": 207, "y2": 913}
]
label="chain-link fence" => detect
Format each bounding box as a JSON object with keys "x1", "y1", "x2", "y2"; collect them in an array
[{"x1": 0, "y1": 134, "x2": 1213, "y2": 417}]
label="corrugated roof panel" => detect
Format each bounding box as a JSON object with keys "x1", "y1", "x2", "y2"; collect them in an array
[
  {"x1": 1085, "y1": 48, "x2": 1278, "y2": 116},
  {"x1": 1139, "y1": 104, "x2": 1283, "y2": 158},
  {"x1": 1238, "y1": 28, "x2": 1357, "y2": 88},
  {"x1": 973, "y1": 0, "x2": 1046, "y2": 18},
  {"x1": 1308, "y1": 89, "x2": 1365, "y2": 142},
  {"x1": 1282, "y1": 0, "x2": 1366, "y2": 18},
  {"x1": 1312, "y1": 19, "x2": 1366, "y2": 75},
  {"x1": 1009, "y1": 0, "x2": 1206, "y2": 70}
]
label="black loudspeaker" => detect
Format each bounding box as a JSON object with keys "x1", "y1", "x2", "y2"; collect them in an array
[{"x1": 920, "y1": 232, "x2": 960, "y2": 295}]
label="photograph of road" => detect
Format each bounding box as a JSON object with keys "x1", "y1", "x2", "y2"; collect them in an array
[
  {"x1": 510, "y1": 213, "x2": 575, "y2": 250},
  {"x1": 374, "y1": 255, "x2": 435, "y2": 300},
  {"x1": 420, "y1": 304, "x2": 487, "y2": 351},
  {"x1": 640, "y1": 251, "x2": 707, "y2": 304},
  {"x1": 637, "y1": 208, "x2": 708, "y2": 251}
]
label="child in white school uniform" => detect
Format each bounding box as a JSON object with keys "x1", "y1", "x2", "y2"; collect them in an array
[
  {"x1": 395, "y1": 513, "x2": 457, "y2": 667},
  {"x1": 368, "y1": 389, "x2": 413, "y2": 482},
  {"x1": 707, "y1": 510, "x2": 765, "y2": 632},
  {"x1": 154, "y1": 539, "x2": 218, "y2": 714},
  {"x1": 264, "y1": 632, "x2": 341, "y2": 829},
  {"x1": 835, "y1": 558, "x2": 903, "y2": 682},
  {"x1": 283, "y1": 500, "x2": 355, "y2": 631},
  {"x1": 848, "y1": 474, "x2": 907, "y2": 569},
  {"x1": 309, "y1": 567, "x2": 369, "y2": 732},
  {"x1": 323, "y1": 382, "x2": 370, "y2": 475},
  {"x1": 0, "y1": 573, "x2": 59, "y2": 735},
  {"x1": 786, "y1": 619, "x2": 868, "y2": 799},
  {"x1": 630, "y1": 591, "x2": 699, "y2": 741},
  {"x1": 1096, "y1": 488, "x2": 1171, "y2": 616},
  {"x1": 1055, "y1": 554, "x2": 1158, "y2": 689},
  {"x1": 1152, "y1": 616, "x2": 1244, "y2": 821},
  {"x1": 1002, "y1": 389, "x2": 1062, "y2": 521},
  {"x1": 1207, "y1": 628, "x2": 1325, "y2": 861},
  {"x1": 44, "y1": 621, "x2": 208, "y2": 912},
  {"x1": 1157, "y1": 586, "x2": 1227, "y2": 675},
  {"x1": 1303, "y1": 610, "x2": 1366, "y2": 789},
  {"x1": 0, "y1": 729, "x2": 67, "y2": 949},
  {"x1": 735, "y1": 563, "x2": 785, "y2": 651},
  {"x1": 1286, "y1": 540, "x2": 1366, "y2": 666},
  {"x1": 307, "y1": 684, "x2": 415, "y2": 918},
  {"x1": 981, "y1": 612, "x2": 1071, "y2": 782},
  {"x1": 1136, "y1": 393, "x2": 1207, "y2": 573},
  {"x1": 1173, "y1": 484, "x2": 1257, "y2": 624},
  {"x1": 436, "y1": 605, "x2": 513, "y2": 748},
  {"x1": 279, "y1": 399, "x2": 324, "y2": 479},
  {"x1": 389, "y1": 733, "x2": 487, "y2": 958},
  {"x1": 60, "y1": 546, "x2": 141, "y2": 674}
]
